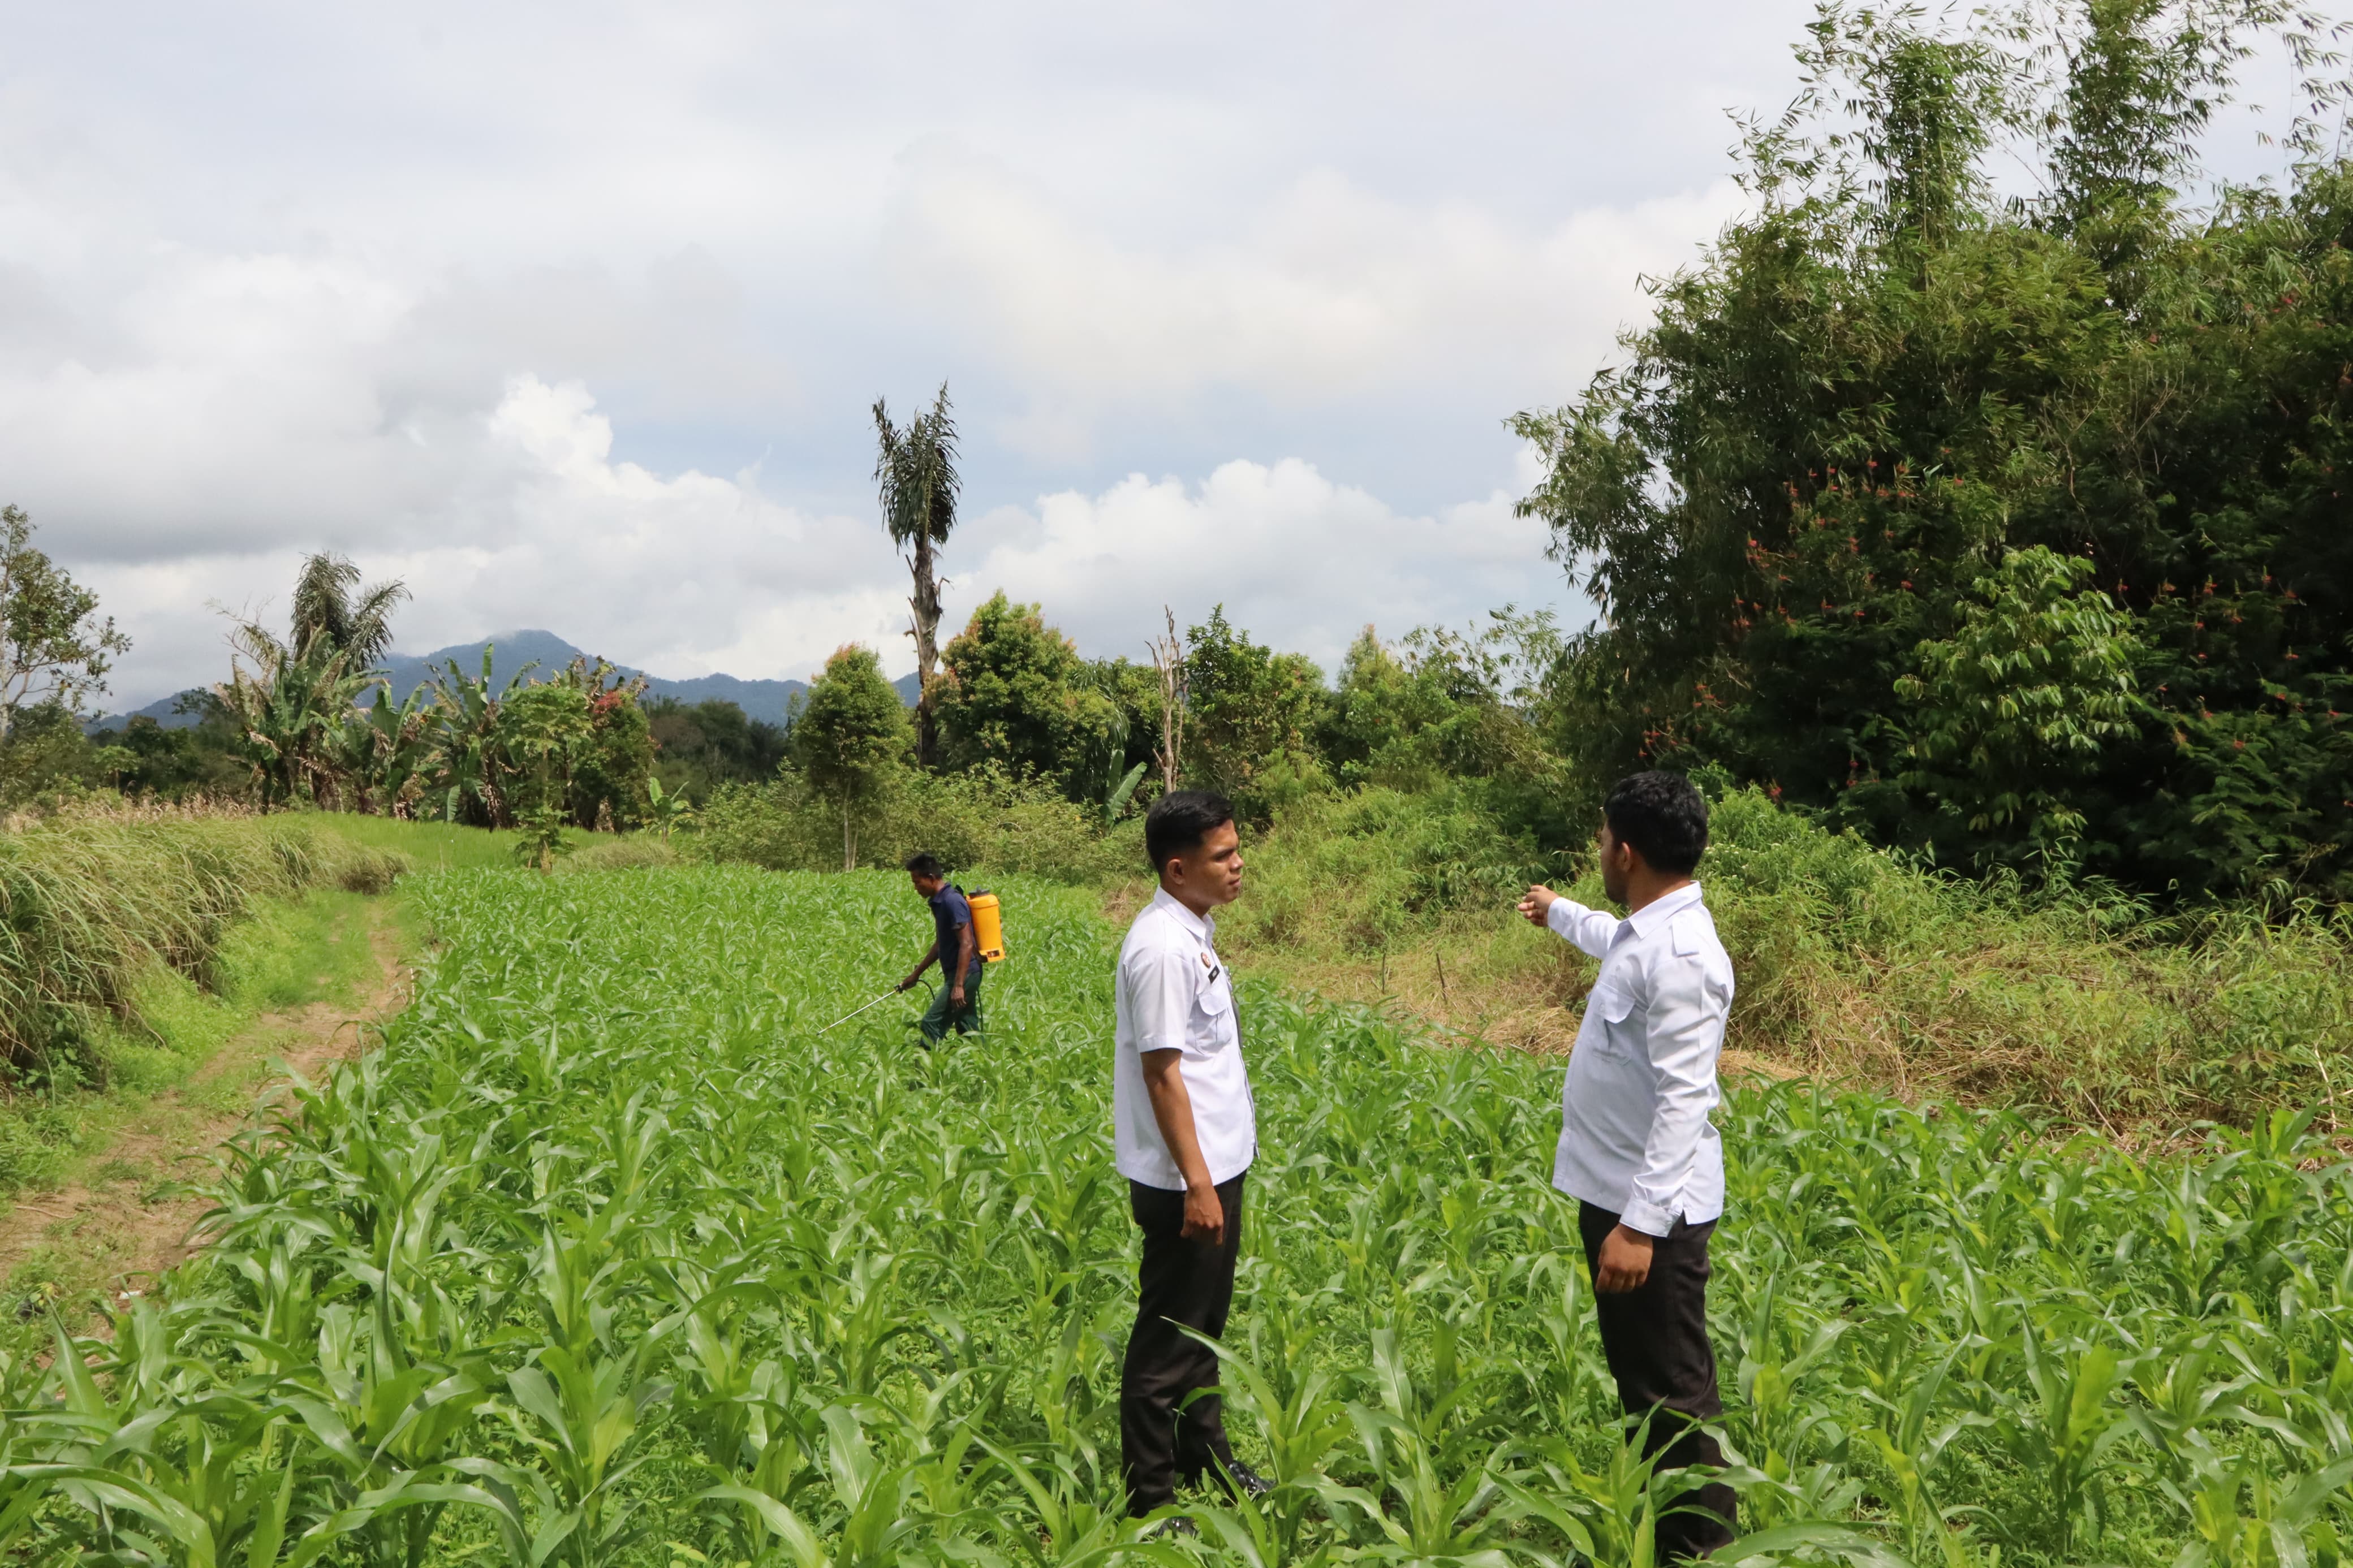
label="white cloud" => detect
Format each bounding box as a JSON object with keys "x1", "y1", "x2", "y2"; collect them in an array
[
  {"x1": 949, "y1": 450, "x2": 1575, "y2": 675},
  {"x1": 886, "y1": 152, "x2": 1744, "y2": 440},
  {"x1": 84, "y1": 378, "x2": 1580, "y2": 711},
  {"x1": 81, "y1": 375, "x2": 913, "y2": 706},
  {"x1": 7, "y1": 2, "x2": 1833, "y2": 710}
]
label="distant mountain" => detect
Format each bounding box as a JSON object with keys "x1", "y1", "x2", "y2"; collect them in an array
[
  {"x1": 88, "y1": 691, "x2": 212, "y2": 732},
  {"x1": 87, "y1": 630, "x2": 920, "y2": 732}
]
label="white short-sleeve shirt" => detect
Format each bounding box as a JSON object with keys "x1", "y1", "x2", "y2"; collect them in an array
[
  {"x1": 1113, "y1": 888, "x2": 1257, "y2": 1190},
  {"x1": 1546, "y1": 882, "x2": 1733, "y2": 1237}
]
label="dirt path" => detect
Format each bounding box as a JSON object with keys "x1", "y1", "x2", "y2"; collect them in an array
[{"x1": 0, "y1": 905, "x2": 410, "y2": 1316}]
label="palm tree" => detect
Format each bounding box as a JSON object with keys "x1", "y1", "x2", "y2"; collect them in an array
[
  {"x1": 873, "y1": 383, "x2": 960, "y2": 767},
  {"x1": 213, "y1": 554, "x2": 408, "y2": 806},
  {"x1": 290, "y1": 553, "x2": 405, "y2": 668}
]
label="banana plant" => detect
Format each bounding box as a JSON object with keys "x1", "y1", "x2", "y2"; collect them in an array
[
  {"x1": 425, "y1": 645, "x2": 536, "y2": 827},
  {"x1": 645, "y1": 775, "x2": 695, "y2": 842},
  {"x1": 1098, "y1": 709, "x2": 1148, "y2": 823},
  {"x1": 335, "y1": 681, "x2": 437, "y2": 818}
]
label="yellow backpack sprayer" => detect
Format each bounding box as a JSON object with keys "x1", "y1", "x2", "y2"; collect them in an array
[{"x1": 967, "y1": 889, "x2": 1006, "y2": 965}]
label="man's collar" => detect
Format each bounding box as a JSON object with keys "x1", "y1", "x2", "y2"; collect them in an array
[
  {"x1": 1623, "y1": 880, "x2": 1704, "y2": 940},
  {"x1": 1149, "y1": 885, "x2": 1213, "y2": 939}
]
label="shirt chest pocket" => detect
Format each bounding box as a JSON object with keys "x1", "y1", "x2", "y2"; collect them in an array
[
  {"x1": 1188, "y1": 971, "x2": 1234, "y2": 1055},
  {"x1": 1588, "y1": 973, "x2": 1644, "y2": 1059}
]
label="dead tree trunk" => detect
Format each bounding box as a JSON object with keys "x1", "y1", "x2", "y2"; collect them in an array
[{"x1": 1149, "y1": 607, "x2": 1186, "y2": 794}]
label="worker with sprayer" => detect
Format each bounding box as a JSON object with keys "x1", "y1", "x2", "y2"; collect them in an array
[{"x1": 896, "y1": 852, "x2": 1003, "y2": 1045}]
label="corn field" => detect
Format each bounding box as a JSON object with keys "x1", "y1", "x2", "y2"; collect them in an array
[{"x1": 4, "y1": 865, "x2": 2352, "y2": 1567}]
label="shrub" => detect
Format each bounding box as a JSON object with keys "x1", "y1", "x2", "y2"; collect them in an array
[
  {"x1": 1217, "y1": 784, "x2": 1551, "y2": 953},
  {"x1": 696, "y1": 764, "x2": 1139, "y2": 884}
]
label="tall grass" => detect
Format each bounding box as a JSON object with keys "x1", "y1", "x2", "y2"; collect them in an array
[
  {"x1": 0, "y1": 808, "x2": 406, "y2": 1081},
  {"x1": 1221, "y1": 785, "x2": 2353, "y2": 1126}
]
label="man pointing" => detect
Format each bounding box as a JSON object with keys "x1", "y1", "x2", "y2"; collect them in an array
[{"x1": 1519, "y1": 770, "x2": 1736, "y2": 1561}]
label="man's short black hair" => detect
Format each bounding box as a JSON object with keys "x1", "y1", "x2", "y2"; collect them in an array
[
  {"x1": 1603, "y1": 771, "x2": 1709, "y2": 876},
  {"x1": 904, "y1": 852, "x2": 947, "y2": 879},
  {"x1": 1145, "y1": 791, "x2": 1235, "y2": 874}
]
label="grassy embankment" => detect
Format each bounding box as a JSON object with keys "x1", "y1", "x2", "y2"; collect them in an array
[{"x1": 0, "y1": 807, "x2": 423, "y2": 1195}]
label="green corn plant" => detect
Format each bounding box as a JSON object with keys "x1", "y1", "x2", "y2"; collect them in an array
[
  {"x1": 43, "y1": 852, "x2": 2353, "y2": 1568},
  {"x1": 1986, "y1": 1324, "x2": 2131, "y2": 1556},
  {"x1": 1856, "y1": 1344, "x2": 1987, "y2": 1567},
  {"x1": 713, "y1": 1405, "x2": 925, "y2": 1568},
  {"x1": 2157, "y1": 1442, "x2": 2353, "y2": 1568},
  {"x1": 1493, "y1": 1421, "x2": 1709, "y2": 1568},
  {"x1": 1728, "y1": 1267, "x2": 1854, "y2": 1484},
  {"x1": 976, "y1": 1440, "x2": 1144, "y2": 1568}
]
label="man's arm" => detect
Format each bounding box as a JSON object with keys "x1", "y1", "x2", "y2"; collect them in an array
[
  {"x1": 951, "y1": 921, "x2": 976, "y2": 1003},
  {"x1": 900, "y1": 940, "x2": 940, "y2": 991},
  {"x1": 1517, "y1": 886, "x2": 1620, "y2": 958},
  {"x1": 1140, "y1": 1049, "x2": 1224, "y2": 1243}
]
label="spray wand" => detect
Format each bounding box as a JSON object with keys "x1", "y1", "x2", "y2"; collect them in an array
[{"x1": 818, "y1": 980, "x2": 929, "y2": 1034}]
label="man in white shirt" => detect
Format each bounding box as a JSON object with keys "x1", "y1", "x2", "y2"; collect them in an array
[
  {"x1": 1518, "y1": 770, "x2": 1735, "y2": 1561},
  {"x1": 1114, "y1": 790, "x2": 1269, "y2": 1523}
]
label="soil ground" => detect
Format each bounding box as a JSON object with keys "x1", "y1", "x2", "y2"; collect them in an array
[{"x1": 0, "y1": 902, "x2": 407, "y2": 1325}]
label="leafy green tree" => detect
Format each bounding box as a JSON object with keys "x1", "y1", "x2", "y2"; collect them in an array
[
  {"x1": 1895, "y1": 547, "x2": 2141, "y2": 869},
  {"x1": 793, "y1": 645, "x2": 911, "y2": 869},
  {"x1": 933, "y1": 592, "x2": 1121, "y2": 793},
  {"x1": 502, "y1": 683, "x2": 591, "y2": 870},
  {"x1": 0, "y1": 505, "x2": 130, "y2": 744},
  {"x1": 645, "y1": 698, "x2": 787, "y2": 802},
  {"x1": 90, "y1": 698, "x2": 255, "y2": 801},
  {"x1": 1183, "y1": 607, "x2": 1325, "y2": 809},
  {"x1": 874, "y1": 384, "x2": 961, "y2": 767},
  {"x1": 0, "y1": 702, "x2": 109, "y2": 805},
  {"x1": 1512, "y1": 1, "x2": 2353, "y2": 896},
  {"x1": 554, "y1": 657, "x2": 654, "y2": 830}
]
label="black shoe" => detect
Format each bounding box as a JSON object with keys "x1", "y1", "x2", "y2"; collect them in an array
[
  {"x1": 1214, "y1": 1459, "x2": 1272, "y2": 1500},
  {"x1": 1146, "y1": 1515, "x2": 1197, "y2": 1540}
]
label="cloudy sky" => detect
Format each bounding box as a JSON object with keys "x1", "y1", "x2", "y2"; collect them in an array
[{"x1": 11, "y1": 2, "x2": 1840, "y2": 709}]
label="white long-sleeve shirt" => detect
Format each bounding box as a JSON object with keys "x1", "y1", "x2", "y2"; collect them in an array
[
  {"x1": 1546, "y1": 881, "x2": 1733, "y2": 1236},
  {"x1": 1112, "y1": 889, "x2": 1257, "y2": 1190}
]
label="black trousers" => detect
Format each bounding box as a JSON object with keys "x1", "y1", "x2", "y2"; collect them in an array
[
  {"x1": 1121, "y1": 1173, "x2": 1244, "y2": 1515},
  {"x1": 1580, "y1": 1202, "x2": 1736, "y2": 1561}
]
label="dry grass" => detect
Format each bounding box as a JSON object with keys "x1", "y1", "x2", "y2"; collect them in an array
[{"x1": 1191, "y1": 785, "x2": 2353, "y2": 1127}]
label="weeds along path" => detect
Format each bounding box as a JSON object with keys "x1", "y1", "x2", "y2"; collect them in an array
[
  {"x1": 6, "y1": 864, "x2": 2353, "y2": 1567},
  {"x1": 0, "y1": 900, "x2": 408, "y2": 1315}
]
